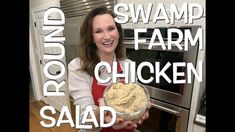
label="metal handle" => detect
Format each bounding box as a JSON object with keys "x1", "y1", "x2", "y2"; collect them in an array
[{"x1": 151, "y1": 103, "x2": 181, "y2": 116}]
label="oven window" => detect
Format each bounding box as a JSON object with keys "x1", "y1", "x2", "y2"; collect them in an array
[
  {"x1": 137, "y1": 108, "x2": 180, "y2": 132},
  {"x1": 126, "y1": 49, "x2": 184, "y2": 93}
]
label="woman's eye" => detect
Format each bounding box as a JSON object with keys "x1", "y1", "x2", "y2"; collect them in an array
[
  {"x1": 95, "y1": 30, "x2": 101, "y2": 33},
  {"x1": 108, "y1": 27, "x2": 115, "y2": 31}
]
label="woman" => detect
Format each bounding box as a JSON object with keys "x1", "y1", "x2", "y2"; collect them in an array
[{"x1": 68, "y1": 6, "x2": 150, "y2": 132}]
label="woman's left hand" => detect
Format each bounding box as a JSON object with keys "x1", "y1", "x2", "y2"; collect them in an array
[{"x1": 135, "y1": 102, "x2": 152, "y2": 125}]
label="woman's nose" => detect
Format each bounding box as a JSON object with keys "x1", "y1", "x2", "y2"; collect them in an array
[{"x1": 103, "y1": 31, "x2": 111, "y2": 39}]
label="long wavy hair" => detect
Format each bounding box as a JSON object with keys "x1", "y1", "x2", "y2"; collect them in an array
[{"x1": 76, "y1": 6, "x2": 124, "y2": 76}]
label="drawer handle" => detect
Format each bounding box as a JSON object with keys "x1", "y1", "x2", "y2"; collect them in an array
[{"x1": 151, "y1": 103, "x2": 181, "y2": 116}]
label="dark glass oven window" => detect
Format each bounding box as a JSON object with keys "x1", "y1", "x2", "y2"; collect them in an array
[{"x1": 137, "y1": 108, "x2": 180, "y2": 132}]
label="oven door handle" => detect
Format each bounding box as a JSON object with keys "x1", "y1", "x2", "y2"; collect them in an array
[{"x1": 151, "y1": 103, "x2": 181, "y2": 116}]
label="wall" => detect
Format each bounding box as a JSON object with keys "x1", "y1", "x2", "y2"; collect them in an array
[{"x1": 63, "y1": 15, "x2": 86, "y2": 65}]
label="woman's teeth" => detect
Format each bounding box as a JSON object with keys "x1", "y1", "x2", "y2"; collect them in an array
[{"x1": 102, "y1": 41, "x2": 113, "y2": 45}]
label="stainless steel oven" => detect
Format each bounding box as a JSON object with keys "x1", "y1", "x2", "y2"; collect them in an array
[{"x1": 123, "y1": 26, "x2": 200, "y2": 132}]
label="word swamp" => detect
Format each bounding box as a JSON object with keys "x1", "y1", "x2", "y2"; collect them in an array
[{"x1": 114, "y1": 3, "x2": 204, "y2": 24}]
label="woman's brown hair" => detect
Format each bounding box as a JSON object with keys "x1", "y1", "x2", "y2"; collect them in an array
[{"x1": 76, "y1": 6, "x2": 124, "y2": 76}]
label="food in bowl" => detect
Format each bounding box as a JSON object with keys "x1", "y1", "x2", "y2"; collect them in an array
[{"x1": 103, "y1": 82, "x2": 150, "y2": 120}]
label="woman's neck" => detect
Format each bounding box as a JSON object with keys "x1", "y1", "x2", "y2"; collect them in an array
[{"x1": 98, "y1": 52, "x2": 115, "y2": 66}]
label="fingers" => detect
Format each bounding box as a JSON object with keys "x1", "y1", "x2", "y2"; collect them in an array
[
  {"x1": 148, "y1": 102, "x2": 152, "y2": 109},
  {"x1": 138, "y1": 119, "x2": 142, "y2": 125},
  {"x1": 125, "y1": 122, "x2": 137, "y2": 129},
  {"x1": 105, "y1": 114, "x2": 137, "y2": 130},
  {"x1": 142, "y1": 110, "x2": 149, "y2": 120},
  {"x1": 112, "y1": 120, "x2": 137, "y2": 130},
  {"x1": 116, "y1": 117, "x2": 124, "y2": 123},
  {"x1": 133, "y1": 109, "x2": 150, "y2": 126}
]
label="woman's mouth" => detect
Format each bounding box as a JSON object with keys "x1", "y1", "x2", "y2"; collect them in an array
[{"x1": 102, "y1": 40, "x2": 113, "y2": 47}]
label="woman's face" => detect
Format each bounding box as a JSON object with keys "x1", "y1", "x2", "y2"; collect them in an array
[{"x1": 92, "y1": 14, "x2": 119, "y2": 56}]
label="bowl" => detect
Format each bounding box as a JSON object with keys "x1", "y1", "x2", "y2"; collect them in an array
[{"x1": 103, "y1": 82, "x2": 150, "y2": 121}]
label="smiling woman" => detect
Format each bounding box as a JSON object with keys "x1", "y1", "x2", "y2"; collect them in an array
[{"x1": 67, "y1": 6, "x2": 150, "y2": 132}]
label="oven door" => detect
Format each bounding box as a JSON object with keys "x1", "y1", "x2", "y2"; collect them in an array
[
  {"x1": 137, "y1": 98, "x2": 189, "y2": 132},
  {"x1": 123, "y1": 42, "x2": 198, "y2": 108}
]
